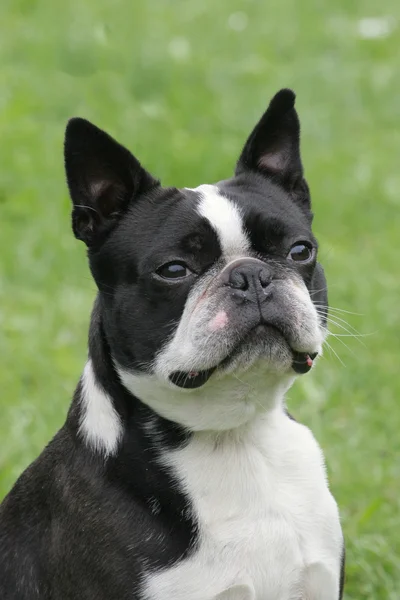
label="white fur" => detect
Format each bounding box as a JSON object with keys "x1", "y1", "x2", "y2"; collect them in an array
[
  {"x1": 117, "y1": 363, "x2": 293, "y2": 431},
  {"x1": 144, "y1": 409, "x2": 343, "y2": 600},
  {"x1": 79, "y1": 359, "x2": 122, "y2": 455},
  {"x1": 191, "y1": 184, "x2": 250, "y2": 257}
]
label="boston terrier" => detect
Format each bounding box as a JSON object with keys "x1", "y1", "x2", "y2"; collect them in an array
[{"x1": 0, "y1": 89, "x2": 344, "y2": 599}]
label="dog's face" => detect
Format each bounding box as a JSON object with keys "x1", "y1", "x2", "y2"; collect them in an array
[{"x1": 65, "y1": 89, "x2": 328, "y2": 430}]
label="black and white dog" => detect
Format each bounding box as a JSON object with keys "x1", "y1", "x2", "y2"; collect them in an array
[{"x1": 0, "y1": 89, "x2": 344, "y2": 599}]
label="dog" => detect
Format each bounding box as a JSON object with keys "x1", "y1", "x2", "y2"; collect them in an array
[{"x1": 0, "y1": 89, "x2": 344, "y2": 599}]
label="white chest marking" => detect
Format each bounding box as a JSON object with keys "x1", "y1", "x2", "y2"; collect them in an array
[
  {"x1": 144, "y1": 411, "x2": 342, "y2": 600},
  {"x1": 79, "y1": 360, "x2": 122, "y2": 455}
]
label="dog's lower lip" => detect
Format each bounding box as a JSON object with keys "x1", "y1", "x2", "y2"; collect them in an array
[
  {"x1": 169, "y1": 334, "x2": 318, "y2": 387},
  {"x1": 218, "y1": 324, "x2": 318, "y2": 375},
  {"x1": 291, "y1": 351, "x2": 318, "y2": 374},
  {"x1": 253, "y1": 324, "x2": 318, "y2": 375},
  {"x1": 169, "y1": 368, "x2": 216, "y2": 389}
]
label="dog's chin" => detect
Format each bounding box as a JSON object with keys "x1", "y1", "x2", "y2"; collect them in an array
[{"x1": 168, "y1": 325, "x2": 318, "y2": 390}]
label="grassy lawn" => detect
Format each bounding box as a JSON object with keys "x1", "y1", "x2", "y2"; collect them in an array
[{"x1": 1, "y1": 0, "x2": 399, "y2": 597}]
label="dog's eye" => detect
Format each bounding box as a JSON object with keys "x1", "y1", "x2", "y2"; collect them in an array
[
  {"x1": 157, "y1": 262, "x2": 192, "y2": 280},
  {"x1": 288, "y1": 243, "x2": 314, "y2": 263}
]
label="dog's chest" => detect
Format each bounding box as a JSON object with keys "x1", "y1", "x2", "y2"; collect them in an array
[{"x1": 144, "y1": 412, "x2": 342, "y2": 600}]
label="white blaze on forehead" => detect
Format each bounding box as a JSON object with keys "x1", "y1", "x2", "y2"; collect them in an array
[{"x1": 189, "y1": 184, "x2": 250, "y2": 256}]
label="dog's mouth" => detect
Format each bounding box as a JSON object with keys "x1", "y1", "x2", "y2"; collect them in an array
[
  {"x1": 169, "y1": 368, "x2": 217, "y2": 389},
  {"x1": 291, "y1": 351, "x2": 318, "y2": 374},
  {"x1": 169, "y1": 325, "x2": 318, "y2": 389}
]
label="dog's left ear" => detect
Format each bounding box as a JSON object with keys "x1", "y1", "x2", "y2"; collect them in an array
[
  {"x1": 64, "y1": 118, "x2": 159, "y2": 246},
  {"x1": 236, "y1": 89, "x2": 310, "y2": 209}
]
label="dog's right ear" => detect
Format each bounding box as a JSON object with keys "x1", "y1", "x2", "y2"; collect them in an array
[{"x1": 64, "y1": 118, "x2": 159, "y2": 246}]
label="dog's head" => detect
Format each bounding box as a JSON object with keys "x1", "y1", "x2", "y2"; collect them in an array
[{"x1": 65, "y1": 89, "x2": 328, "y2": 430}]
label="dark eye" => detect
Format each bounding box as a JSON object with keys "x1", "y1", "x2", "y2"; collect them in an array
[
  {"x1": 288, "y1": 243, "x2": 314, "y2": 263},
  {"x1": 157, "y1": 262, "x2": 192, "y2": 280}
]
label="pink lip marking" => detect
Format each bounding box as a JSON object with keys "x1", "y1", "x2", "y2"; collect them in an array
[{"x1": 209, "y1": 311, "x2": 228, "y2": 331}]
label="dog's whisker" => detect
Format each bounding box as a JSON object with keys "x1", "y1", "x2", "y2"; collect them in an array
[
  {"x1": 309, "y1": 287, "x2": 328, "y2": 297},
  {"x1": 96, "y1": 289, "x2": 115, "y2": 298},
  {"x1": 316, "y1": 310, "x2": 367, "y2": 341},
  {"x1": 325, "y1": 320, "x2": 368, "y2": 348},
  {"x1": 325, "y1": 306, "x2": 364, "y2": 317},
  {"x1": 322, "y1": 315, "x2": 364, "y2": 336},
  {"x1": 314, "y1": 302, "x2": 364, "y2": 318},
  {"x1": 317, "y1": 311, "x2": 354, "y2": 330},
  {"x1": 74, "y1": 204, "x2": 99, "y2": 214},
  {"x1": 323, "y1": 339, "x2": 346, "y2": 367},
  {"x1": 328, "y1": 332, "x2": 373, "y2": 338},
  {"x1": 83, "y1": 275, "x2": 119, "y2": 295},
  {"x1": 326, "y1": 332, "x2": 356, "y2": 357}
]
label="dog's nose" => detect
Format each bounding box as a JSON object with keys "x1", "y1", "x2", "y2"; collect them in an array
[{"x1": 225, "y1": 261, "x2": 273, "y2": 303}]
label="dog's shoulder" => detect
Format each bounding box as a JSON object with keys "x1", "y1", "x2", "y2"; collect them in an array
[{"x1": 0, "y1": 428, "x2": 70, "y2": 599}]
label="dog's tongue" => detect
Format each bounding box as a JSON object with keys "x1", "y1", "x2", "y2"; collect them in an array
[
  {"x1": 169, "y1": 368, "x2": 215, "y2": 389},
  {"x1": 291, "y1": 352, "x2": 317, "y2": 374}
]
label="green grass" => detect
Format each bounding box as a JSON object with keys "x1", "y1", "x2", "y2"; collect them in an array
[{"x1": 1, "y1": 0, "x2": 399, "y2": 597}]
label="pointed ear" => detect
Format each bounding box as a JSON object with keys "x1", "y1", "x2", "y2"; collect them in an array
[
  {"x1": 64, "y1": 118, "x2": 159, "y2": 246},
  {"x1": 236, "y1": 89, "x2": 310, "y2": 208}
]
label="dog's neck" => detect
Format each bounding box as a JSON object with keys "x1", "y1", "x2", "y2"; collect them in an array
[
  {"x1": 68, "y1": 295, "x2": 292, "y2": 462},
  {"x1": 67, "y1": 295, "x2": 187, "y2": 454}
]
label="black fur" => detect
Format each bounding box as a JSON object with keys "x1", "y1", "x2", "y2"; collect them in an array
[{"x1": 0, "y1": 302, "x2": 197, "y2": 599}]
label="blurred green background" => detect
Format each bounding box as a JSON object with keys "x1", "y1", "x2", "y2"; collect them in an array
[{"x1": 1, "y1": 0, "x2": 399, "y2": 597}]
